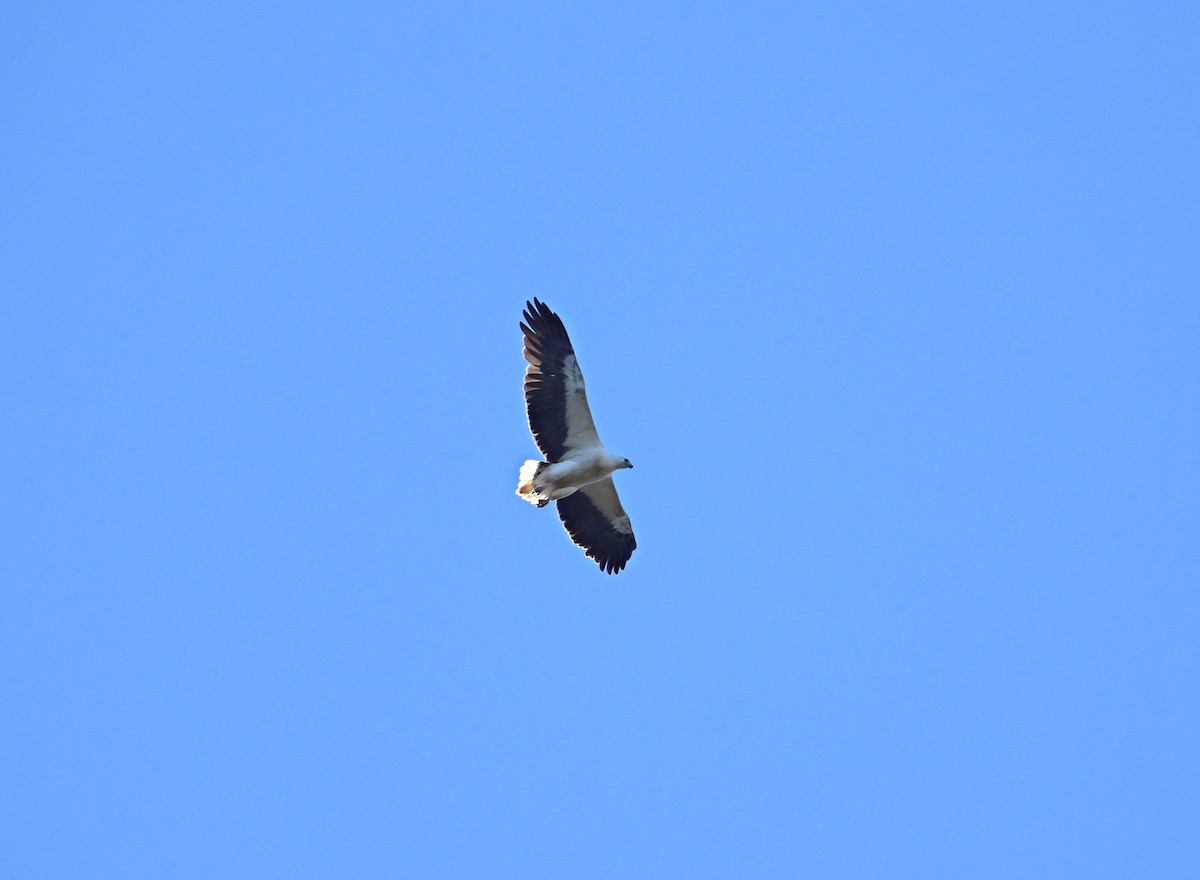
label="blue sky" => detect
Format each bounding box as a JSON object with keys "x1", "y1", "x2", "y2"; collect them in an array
[{"x1": 2, "y1": 1, "x2": 1197, "y2": 877}]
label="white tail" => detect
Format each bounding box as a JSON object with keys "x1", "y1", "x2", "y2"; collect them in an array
[{"x1": 516, "y1": 460, "x2": 550, "y2": 506}]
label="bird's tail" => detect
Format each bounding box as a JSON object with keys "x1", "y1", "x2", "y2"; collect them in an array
[{"x1": 516, "y1": 460, "x2": 551, "y2": 507}]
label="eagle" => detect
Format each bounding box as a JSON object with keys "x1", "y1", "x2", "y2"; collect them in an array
[{"x1": 515, "y1": 299, "x2": 637, "y2": 574}]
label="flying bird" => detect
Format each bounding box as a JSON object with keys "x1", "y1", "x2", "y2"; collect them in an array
[{"x1": 516, "y1": 299, "x2": 636, "y2": 574}]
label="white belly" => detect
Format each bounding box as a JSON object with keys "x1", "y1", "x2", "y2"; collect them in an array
[{"x1": 543, "y1": 452, "x2": 616, "y2": 499}]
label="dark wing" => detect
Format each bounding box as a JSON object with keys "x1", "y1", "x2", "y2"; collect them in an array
[
  {"x1": 555, "y1": 478, "x2": 636, "y2": 574},
  {"x1": 520, "y1": 298, "x2": 600, "y2": 462}
]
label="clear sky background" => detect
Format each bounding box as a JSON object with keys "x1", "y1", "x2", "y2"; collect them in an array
[{"x1": 3, "y1": 2, "x2": 1197, "y2": 877}]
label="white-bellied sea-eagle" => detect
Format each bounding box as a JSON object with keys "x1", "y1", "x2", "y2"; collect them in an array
[{"x1": 516, "y1": 299, "x2": 636, "y2": 574}]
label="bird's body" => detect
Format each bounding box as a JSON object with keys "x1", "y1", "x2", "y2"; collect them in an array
[
  {"x1": 517, "y1": 449, "x2": 632, "y2": 506},
  {"x1": 516, "y1": 299, "x2": 636, "y2": 574}
]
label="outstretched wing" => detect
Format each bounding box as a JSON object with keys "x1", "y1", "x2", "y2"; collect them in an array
[
  {"x1": 555, "y1": 478, "x2": 636, "y2": 574},
  {"x1": 521, "y1": 298, "x2": 600, "y2": 462}
]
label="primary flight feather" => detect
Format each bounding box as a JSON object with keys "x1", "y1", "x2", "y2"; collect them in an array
[{"x1": 516, "y1": 299, "x2": 636, "y2": 574}]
